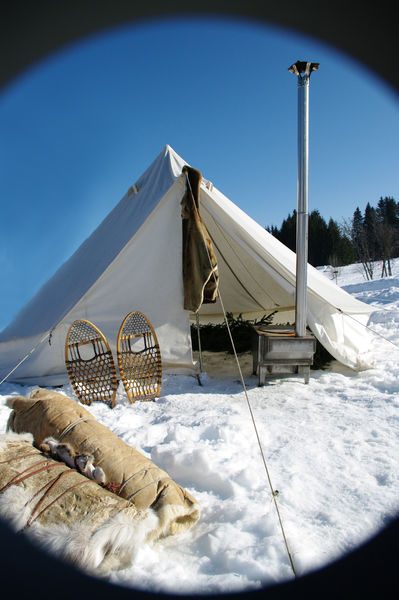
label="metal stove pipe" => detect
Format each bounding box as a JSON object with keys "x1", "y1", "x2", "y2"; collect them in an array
[{"x1": 288, "y1": 61, "x2": 319, "y2": 337}]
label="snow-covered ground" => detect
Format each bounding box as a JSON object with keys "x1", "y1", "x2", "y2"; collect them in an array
[{"x1": 1, "y1": 259, "x2": 399, "y2": 595}]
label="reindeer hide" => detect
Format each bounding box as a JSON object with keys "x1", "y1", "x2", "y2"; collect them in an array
[
  {"x1": 6, "y1": 388, "x2": 200, "y2": 538},
  {"x1": 0, "y1": 432, "x2": 158, "y2": 574}
]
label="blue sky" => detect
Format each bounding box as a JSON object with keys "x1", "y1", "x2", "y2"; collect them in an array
[{"x1": 1, "y1": 16, "x2": 398, "y2": 332}]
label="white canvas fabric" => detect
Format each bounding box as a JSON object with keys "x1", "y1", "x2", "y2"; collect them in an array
[{"x1": 0, "y1": 145, "x2": 374, "y2": 385}]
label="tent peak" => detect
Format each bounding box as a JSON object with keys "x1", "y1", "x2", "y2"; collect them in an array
[
  {"x1": 164, "y1": 144, "x2": 183, "y2": 161},
  {"x1": 159, "y1": 145, "x2": 189, "y2": 178},
  {"x1": 163, "y1": 143, "x2": 177, "y2": 157}
]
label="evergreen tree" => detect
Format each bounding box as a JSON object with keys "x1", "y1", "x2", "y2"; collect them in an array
[
  {"x1": 308, "y1": 210, "x2": 329, "y2": 266},
  {"x1": 375, "y1": 196, "x2": 399, "y2": 275},
  {"x1": 351, "y1": 206, "x2": 364, "y2": 243},
  {"x1": 327, "y1": 218, "x2": 341, "y2": 261},
  {"x1": 350, "y1": 206, "x2": 374, "y2": 279},
  {"x1": 266, "y1": 225, "x2": 280, "y2": 237},
  {"x1": 364, "y1": 203, "x2": 378, "y2": 261},
  {"x1": 338, "y1": 230, "x2": 357, "y2": 265},
  {"x1": 277, "y1": 210, "x2": 297, "y2": 252},
  {"x1": 376, "y1": 196, "x2": 399, "y2": 228},
  {"x1": 326, "y1": 218, "x2": 355, "y2": 266}
]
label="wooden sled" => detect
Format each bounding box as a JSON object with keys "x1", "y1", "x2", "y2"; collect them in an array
[
  {"x1": 65, "y1": 319, "x2": 118, "y2": 407},
  {"x1": 117, "y1": 311, "x2": 162, "y2": 402}
]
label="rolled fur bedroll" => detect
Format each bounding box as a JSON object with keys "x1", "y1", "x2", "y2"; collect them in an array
[
  {"x1": 3, "y1": 388, "x2": 200, "y2": 572},
  {"x1": 7, "y1": 388, "x2": 200, "y2": 532},
  {"x1": 0, "y1": 432, "x2": 158, "y2": 573}
]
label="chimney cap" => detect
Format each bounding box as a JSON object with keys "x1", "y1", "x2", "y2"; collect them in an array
[{"x1": 288, "y1": 61, "x2": 320, "y2": 77}]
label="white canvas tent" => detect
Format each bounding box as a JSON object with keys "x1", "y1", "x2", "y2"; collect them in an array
[{"x1": 0, "y1": 145, "x2": 374, "y2": 386}]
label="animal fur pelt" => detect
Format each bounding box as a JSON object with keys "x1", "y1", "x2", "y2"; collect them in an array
[
  {"x1": 0, "y1": 432, "x2": 158, "y2": 574},
  {"x1": 181, "y1": 165, "x2": 219, "y2": 312},
  {"x1": 6, "y1": 388, "x2": 200, "y2": 538}
]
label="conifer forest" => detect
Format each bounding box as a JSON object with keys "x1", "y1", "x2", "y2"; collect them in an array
[{"x1": 267, "y1": 196, "x2": 398, "y2": 280}]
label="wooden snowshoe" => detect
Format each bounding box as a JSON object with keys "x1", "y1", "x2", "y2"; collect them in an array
[
  {"x1": 65, "y1": 319, "x2": 118, "y2": 407},
  {"x1": 117, "y1": 311, "x2": 162, "y2": 402}
]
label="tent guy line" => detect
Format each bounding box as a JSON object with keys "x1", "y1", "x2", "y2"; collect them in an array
[
  {"x1": 336, "y1": 306, "x2": 399, "y2": 351},
  {"x1": 186, "y1": 167, "x2": 297, "y2": 577},
  {"x1": 0, "y1": 331, "x2": 50, "y2": 386}
]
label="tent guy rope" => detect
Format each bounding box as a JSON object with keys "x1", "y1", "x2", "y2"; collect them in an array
[
  {"x1": 0, "y1": 331, "x2": 51, "y2": 386},
  {"x1": 185, "y1": 170, "x2": 298, "y2": 578},
  {"x1": 337, "y1": 307, "x2": 399, "y2": 352}
]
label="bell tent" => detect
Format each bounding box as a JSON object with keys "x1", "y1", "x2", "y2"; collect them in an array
[{"x1": 0, "y1": 145, "x2": 374, "y2": 386}]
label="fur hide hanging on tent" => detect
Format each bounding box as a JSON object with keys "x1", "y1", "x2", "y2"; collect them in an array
[
  {"x1": 0, "y1": 432, "x2": 159, "y2": 574},
  {"x1": 6, "y1": 388, "x2": 200, "y2": 538},
  {"x1": 181, "y1": 165, "x2": 219, "y2": 313}
]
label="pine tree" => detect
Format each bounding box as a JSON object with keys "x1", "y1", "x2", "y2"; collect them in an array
[
  {"x1": 350, "y1": 206, "x2": 374, "y2": 279},
  {"x1": 376, "y1": 196, "x2": 399, "y2": 275},
  {"x1": 376, "y1": 196, "x2": 399, "y2": 228},
  {"x1": 308, "y1": 210, "x2": 329, "y2": 266},
  {"x1": 339, "y1": 229, "x2": 357, "y2": 265},
  {"x1": 327, "y1": 218, "x2": 341, "y2": 262},
  {"x1": 364, "y1": 203, "x2": 378, "y2": 261},
  {"x1": 277, "y1": 210, "x2": 297, "y2": 252}
]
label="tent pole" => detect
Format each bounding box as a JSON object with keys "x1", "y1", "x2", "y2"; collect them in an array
[
  {"x1": 195, "y1": 312, "x2": 203, "y2": 373},
  {"x1": 288, "y1": 61, "x2": 319, "y2": 337}
]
